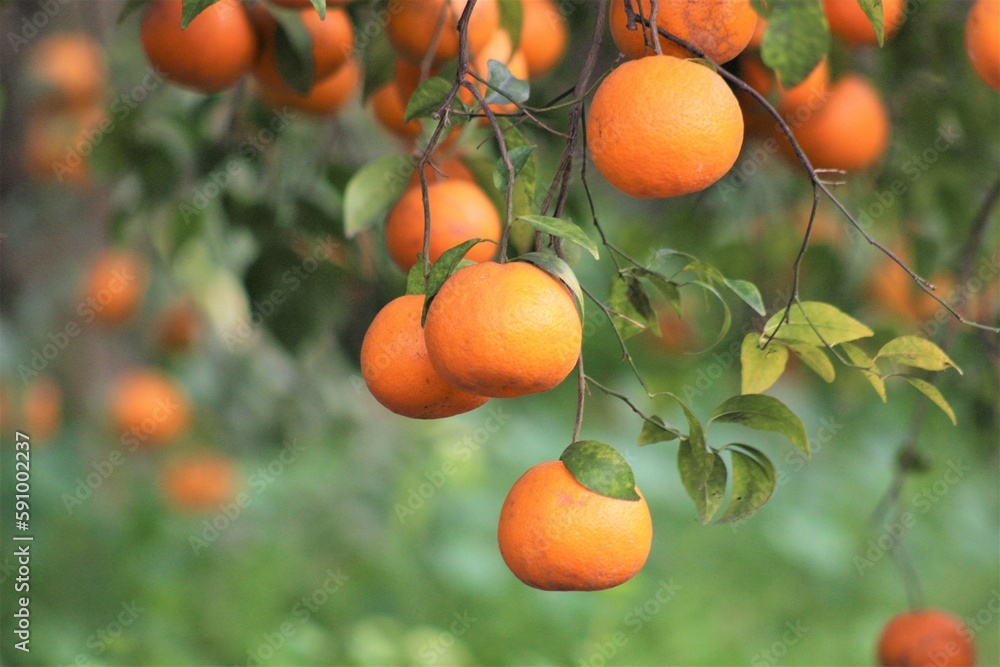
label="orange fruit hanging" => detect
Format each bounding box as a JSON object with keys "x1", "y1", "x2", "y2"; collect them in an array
[
  {"x1": 82, "y1": 249, "x2": 150, "y2": 325},
  {"x1": 250, "y1": 5, "x2": 354, "y2": 90},
  {"x1": 384, "y1": 180, "x2": 501, "y2": 272},
  {"x1": 463, "y1": 29, "x2": 529, "y2": 115},
  {"x1": 161, "y1": 454, "x2": 241, "y2": 511},
  {"x1": 24, "y1": 33, "x2": 107, "y2": 111},
  {"x1": 386, "y1": 0, "x2": 500, "y2": 66},
  {"x1": 258, "y1": 58, "x2": 360, "y2": 115},
  {"x1": 498, "y1": 460, "x2": 653, "y2": 591},
  {"x1": 587, "y1": 55, "x2": 744, "y2": 198},
  {"x1": 877, "y1": 609, "x2": 976, "y2": 667},
  {"x1": 109, "y1": 370, "x2": 191, "y2": 447},
  {"x1": 609, "y1": 0, "x2": 757, "y2": 64},
  {"x1": 423, "y1": 261, "x2": 582, "y2": 398},
  {"x1": 361, "y1": 295, "x2": 489, "y2": 418},
  {"x1": 370, "y1": 82, "x2": 423, "y2": 140},
  {"x1": 520, "y1": 0, "x2": 568, "y2": 77},
  {"x1": 965, "y1": 0, "x2": 1000, "y2": 91},
  {"x1": 140, "y1": 0, "x2": 257, "y2": 93},
  {"x1": 823, "y1": 0, "x2": 905, "y2": 46}
]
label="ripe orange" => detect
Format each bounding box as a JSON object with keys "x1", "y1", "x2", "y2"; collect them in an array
[
  {"x1": 386, "y1": 0, "x2": 500, "y2": 66},
  {"x1": 463, "y1": 29, "x2": 528, "y2": 115},
  {"x1": 587, "y1": 55, "x2": 744, "y2": 198},
  {"x1": 424, "y1": 261, "x2": 582, "y2": 398},
  {"x1": 271, "y1": 0, "x2": 349, "y2": 6},
  {"x1": 498, "y1": 460, "x2": 652, "y2": 591},
  {"x1": 161, "y1": 453, "x2": 240, "y2": 511},
  {"x1": 24, "y1": 376, "x2": 62, "y2": 442},
  {"x1": 910, "y1": 272, "x2": 956, "y2": 323},
  {"x1": 140, "y1": 0, "x2": 257, "y2": 93},
  {"x1": 23, "y1": 111, "x2": 97, "y2": 184},
  {"x1": 823, "y1": 0, "x2": 905, "y2": 46},
  {"x1": 609, "y1": 0, "x2": 756, "y2": 64},
  {"x1": 877, "y1": 609, "x2": 976, "y2": 667},
  {"x1": 251, "y1": 6, "x2": 353, "y2": 90},
  {"x1": 384, "y1": 180, "x2": 501, "y2": 272},
  {"x1": 82, "y1": 250, "x2": 150, "y2": 324},
  {"x1": 739, "y1": 53, "x2": 829, "y2": 117},
  {"x1": 109, "y1": 370, "x2": 191, "y2": 447},
  {"x1": 361, "y1": 295, "x2": 490, "y2": 418},
  {"x1": 393, "y1": 58, "x2": 435, "y2": 107},
  {"x1": 370, "y1": 82, "x2": 422, "y2": 140},
  {"x1": 966, "y1": 0, "x2": 1000, "y2": 91},
  {"x1": 156, "y1": 299, "x2": 203, "y2": 353},
  {"x1": 520, "y1": 0, "x2": 568, "y2": 77},
  {"x1": 748, "y1": 15, "x2": 767, "y2": 49},
  {"x1": 258, "y1": 58, "x2": 360, "y2": 114},
  {"x1": 781, "y1": 74, "x2": 889, "y2": 172},
  {"x1": 24, "y1": 33, "x2": 106, "y2": 110}
]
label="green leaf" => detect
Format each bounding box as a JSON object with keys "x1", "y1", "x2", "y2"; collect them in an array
[
  {"x1": 404, "y1": 77, "x2": 455, "y2": 122},
  {"x1": 180, "y1": 0, "x2": 218, "y2": 28},
  {"x1": 362, "y1": 31, "x2": 396, "y2": 102},
  {"x1": 638, "y1": 415, "x2": 682, "y2": 445},
  {"x1": 519, "y1": 215, "x2": 599, "y2": 260},
  {"x1": 900, "y1": 376, "x2": 957, "y2": 426},
  {"x1": 609, "y1": 272, "x2": 656, "y2": 340},
  {"x1": 343, "y1": 155, "x2": 413, "y2": 238},
  {"x1": 678, "y1": 439, "x2": 727, "y2": 524},
  {"x1": 305, "y1": 0, "x2": 326, "y2": 17},
  {"x1": 741, "y1": 333, "x2": 789, "y2": 395},
  {"x1": 483, "y1": 60, "x2": 529, "y2": 106},
  {"x1": 648, "y1": 275, "x2": 682, "y2": 317},
  {"x1": 723, "y1": 278, "x2": 766, "y2": 316},
  {"x1": 493, "y1": 145, "x2": 536, "y2": 195},
  {"x1": 498, "y1": 0, "x2": 524, "y2": 53},
  {"x1": 560, "y1": 440, "x2": 640, "y2": 501},
  {"x1": 759, "y1": 0, "x2": 829, "y2": 88},
  {"x1": 709, "y1": 394, "x2": 810, "y2": 458},
  {"x1": 498, "y1": 122, "x2": 537, "y2": 216},
  {"x1": 761, "y1": 301, "x2": 874, "y2": 347},
  {"x1": 856, "y1": 0, "x2": 887, "y2": 46},
  {"x1": 405, "y1": 262, "x2": 426, "y2": 296},
  {"x1": 516, "y1": 252, "x2": 584, "y2": 316},
  {"x1": 689, "y1": 280, "x2": 732, "y2": 352},
  {"x1": 716, "y1": 445, "x2": 777, "y2": 525},
  {"x1": 270, "y1": 8, "x2": 317, "y2": 94},
  {"x1": 117, "y1": 0, "x2": 148, "y2": 25},
  {"x1": 666, "y1": 393, "x2": 714, "y2": 474},
  {"x1": 784, "y1": 341, "x2": 836, "y2": 383},
  {"x1": 841, "y1": 342, "x2": 886, "y2": 402},
  {"x1": 424, "y1": 240, "x2": 488, "y2": 304},
  {"x1": 875, "y1": 336, "x2": 962, "y2": 375}
]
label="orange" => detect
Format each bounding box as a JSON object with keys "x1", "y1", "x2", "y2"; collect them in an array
[
  {"x1": 271, "y1": 0, "x2": 350, "y2": 6},
  {"x1": 520, "y1": 0, "x2": 568, "y2": 77},
  {"x1": 424, "y1": 261, "x2": 582, "y2": 398},
  {"x1": 781, "y1": 74, "x2": 889, "y2": 172},
  {"x1": 161, "y1": 454, "x2": 240, "y2": 511},
  {"x1": 251, "y1": 6, "x2": 353, "y2": 90},
  {"x1": 739, "y1": 53, "x2": 829, "y2": 116},
  {"x1": 497, "y1": 460, "x2": 652, "y2": 591},
  {"x1": 156, "y1": 299, "x2": 203, "y2": 353},
  {"x1": 966, "y1": 0, "x2": 1000, "y2": 91},
  {"x1": 386, "y1": 0, "x2": 500, "y2": 66},
  {"x1": 360, "y1": 295, "x2": 489, "y2": 418},
  {"x1": 258, "y1": 58, "x2": 360, "y2": 114},
  {"x1": 609, "y1": 0, "x2": 756, "y2": 64},
  {"x1": 394, "y1": 58, "x2": 436, "y2": 107},
  {"x1": 463, "y1": 29, "x2": 529, "y2": 115},
  {"x1": 24, "y1": 33, "x2": 106, "y2": 110},
  {"x1": 866, "y1": 253, "x2": 919, "y2": 322},
  {"x1": 877, "y1": 609, "x2": 976, "y2": 667},
  {"x1": 370, "y1": 82, "x2": 422, "y2": 140},
  {"x1": 140, "y1": 0, "x2": 257, "y2": 93},
  {"x1": 823, "y1": 0, "x2": 905, "y2": 46},
  {"x1": 748, "y1": 15, "x2": 766, "y2": 49},
  {"x1": 109, "y1": 370, "x2": 191, "y2": 447},
  {"x1": 24, "y1": 376, "x2": 62, "y2": 442},
  {"x1": 587, "y1": 55, "x2": 744, "y2": 198},
  {"x1": 23, "y1": 111, "x2": 97, "y2": 184},
  {"x1": 385, "y1": 180, "x2": 501, "y2": 272},
  {"x1": 910, "y1": 272, "x2": 956, "y2": 323},
  {"x1": 82, "y1": 249, "x2": 149, "y2": 324}
]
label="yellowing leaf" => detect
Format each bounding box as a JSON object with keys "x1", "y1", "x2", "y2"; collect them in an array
[
  {"x1": 741, "y1": 333, "x2": 789, "y2": 394},
  {"x1": 876, "y1": 336, "x2": 963, "y2": 375}
]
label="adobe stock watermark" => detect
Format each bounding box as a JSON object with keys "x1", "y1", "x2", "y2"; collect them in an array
[
  {"x1": 241, "y1": 567, "x2": 349, "y2": 666},
  {"x1": 750, "y1": 619, "x2": 809, "y2": 666},
  {"x1": 223, "y1": 237, "x2": 341, "y2": 351},
  {"x1": 70, "y1": 600, "x2": 144, "y2": 667},
  {"x1": 417, "y1": 610, "x2": 478, "y2": 664},
  {"x1": 394, "y1": 405, "x2": 512, "y2": 523},
  {"x1": 579, "y1": 579, "x2": 682, "y2": 667},
  {"x1": 189, "y1": 440, "x2": 306, "y2": 555},
  {"x1": 854, "y1": 458, "x2": 970, "y2": 576}
]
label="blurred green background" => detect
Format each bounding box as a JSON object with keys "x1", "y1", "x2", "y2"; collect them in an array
[{"x1": 1, "y1": 1, "x2": 997, "y2": 665}]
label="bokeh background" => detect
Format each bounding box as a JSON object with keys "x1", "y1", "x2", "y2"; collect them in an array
[{"x1": 1, "y1": 1, "x2": 997, "y2": 665}]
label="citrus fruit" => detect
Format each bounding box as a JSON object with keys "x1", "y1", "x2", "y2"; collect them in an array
[
  {"x1": 966, "y1": 0, "x2": 1000, "y2": 91},
  {"x1": 386, "y1": 0, "x2": 500, "y2": 66},
  {"x1": 157, "y1": 299, "x2": 203, "y2": 353},
  {"x1": 82, "y1": 249, "x2": 149, "y2": 324},
  {"x1": 385, "y1": 180, "x2": 501, "y2": 272},
  {"x1": 781, "y1": 74, "x2": 889, "y2": 172},
  {"x1": 24, "y1": 376, "x2": 62, "y2": 442},
  {"x1": 748, "y1": 15, "x2": 767, "y2": 49},
  {"x1": 609, "y1": 0, "x2": 756, "y2": 63},
  {"x1": 140, "y1": 0, "x2": 257, "y2": 93},
  {"x1": 109, "y1": 370, "x2": 191, "y2": 446},
  {"x1": 823, "y1": 0, "x2": 905, "y2": 45},
  {"x1": 361, "y1": 295, "x2": 489, "y2": 418},
  {"x1": 424, "y1": 261, "x2": 582, "y2": 398},
  {"x1": 24, "y1": 33, "x2": 106, "y2": 110},
  {"x1": 251, "y1": 5, "x2": 353, "y2": 90},
  {"x1": 464, "y1": 29, "x2": 529, "y2": 115},
  {"x1": 258, "y1": 58, "x2": 360, "y2": 114},
  {"x1": 497, "y1": 460, "x2": 652, "y2": 591},
  {"x1": 394, "y1": 58, "x2": 436, "y2": 106},
  {"x1": 370, "y1": 82, "x2": 422, "y2": 140},
  {"x1": 520, "y1": 0, "x2": 568, "y2": 77},
  {"x1": 161, "y1": 454, "x2": 240, "y2": 511},
  {"x1": 877, "y1": 609, "x2": 976, "y2": 667},
  {"x1": 587, "y1": 55, "x2": 744, "y2": 198}
]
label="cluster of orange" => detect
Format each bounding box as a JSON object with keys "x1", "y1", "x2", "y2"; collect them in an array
[
  {"x1": 140, "y1": 0, "x2": 359, "y2": 115},
  {"x1": 20, "y1": 33, "x2": 108, "y2": 183}
]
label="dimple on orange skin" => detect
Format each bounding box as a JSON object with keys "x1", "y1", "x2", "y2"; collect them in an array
[
  {"x1": 498, "y1": 460, "x2": 652, "y2": 591},
  {"x1": 587, "y1": 55, "x2": 744, "y2": 199},
  {"x1": 877, "y1": 609, "x2": 976, "y2": 667},
  {"x1": 423, "y1": 261, "x2": 582, "y2": 398}
]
